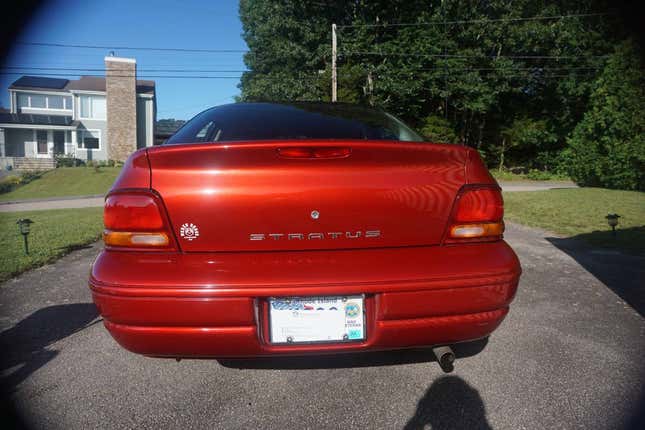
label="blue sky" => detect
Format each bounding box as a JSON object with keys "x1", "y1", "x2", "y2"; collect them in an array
[{"x1": 1, "y1": 0, "x2": 247, "y2": 119}]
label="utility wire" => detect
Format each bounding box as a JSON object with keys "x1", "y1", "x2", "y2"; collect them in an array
[
  {"x1": 340, "y1": 51, "x2": 610, "y2": 59},
  {"x1": 15, "y1": 42, "x2": 248, "y2": 53},
  {"x1": 2, "y1": 66, "x2": 249, "y2": 73},
  {"x1": 1, "y1": 65, "x2": 601, "y2": 74},
  {"x1": 0, "y1": 72, "x2": 320, "y2": 80},
  {"x1": 0, "y1": 72, "x2": 244, "y2": 79},
  {"x1": 373, "y1": 66, "x2": 601, "y2": 72},
  {"x1": 336, "y1": 12, "x2": 612, "y2": 28}
]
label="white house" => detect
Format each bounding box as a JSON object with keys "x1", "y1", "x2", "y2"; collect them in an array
[{"x1": 0, "y1": 56, "x2": 156, "y2": 170}]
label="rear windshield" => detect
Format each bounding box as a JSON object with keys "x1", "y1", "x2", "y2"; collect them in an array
[{"x1": 165, "y1": 102, "x2": 424, "y2": 144}]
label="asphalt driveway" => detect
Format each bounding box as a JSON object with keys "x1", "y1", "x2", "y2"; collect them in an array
[{"x1": 1, "y1": 223, "x2": 643, "y2": 429}]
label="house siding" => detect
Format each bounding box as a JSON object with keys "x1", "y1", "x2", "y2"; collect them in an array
[{"x1": 75, "y1": 119, "x2": 108, "y2": 161}]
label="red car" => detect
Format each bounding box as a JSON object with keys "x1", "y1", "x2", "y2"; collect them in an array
[{"x1": 89, "y1": 102, "x2": 520, "y2": 370}]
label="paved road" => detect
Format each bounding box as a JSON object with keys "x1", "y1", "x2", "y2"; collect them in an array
[
  {"x1": 498, "y1": 181, "x2": 578, "y2": 192},
  {"x1": 1, "y1": 223, "x2": 643, "y2": 429},
  {"x1": 0, "y1": 196, "x2": 104, "y2": 212}
]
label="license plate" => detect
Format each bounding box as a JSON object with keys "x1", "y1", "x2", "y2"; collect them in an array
[{"x1": 268, "y1": 295, "x2": 365, "y2": 344}]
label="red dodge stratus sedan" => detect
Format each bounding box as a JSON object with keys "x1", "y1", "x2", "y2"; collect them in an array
[{"x1": 89, "y1": 102, "x2": 521, "y2": 369}]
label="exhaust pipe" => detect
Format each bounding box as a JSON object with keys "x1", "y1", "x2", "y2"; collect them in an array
[{"x1": 432, "y1": 346, "x2": 455, "y2": 373}]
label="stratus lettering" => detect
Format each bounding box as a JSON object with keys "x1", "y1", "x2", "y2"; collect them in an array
[{"x1": 249, "y1": 230, "x2": 381, "y2": 241}]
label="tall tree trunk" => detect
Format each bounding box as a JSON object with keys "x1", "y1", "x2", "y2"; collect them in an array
[
  {"x1": 498, "y1": 137, "x2": 506, "y2": 172},
  {"x1": 476, "y1": 117, "x2": 486, "y2": 150}
]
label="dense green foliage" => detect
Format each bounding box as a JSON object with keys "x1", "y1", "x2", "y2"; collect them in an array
[
  {"x1": 567, "y1": 41, "x2": 645, "y2": 190},
  {"x1": 238, "y1": 0, "x2": 644, "y2": 189}
]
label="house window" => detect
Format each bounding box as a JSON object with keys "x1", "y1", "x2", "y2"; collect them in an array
[
  {"x1": 18, "y1": 94, "x2": 29, "y2": 109},
  {"x1": 30, "y1": 94, "x2": 46, "y2": 108},
  {"x1": 48, "y1": 95, "x2": 64, "y2": 109},
  {"x1": 16, "y1": 92, "x2": 73, "y2": 110},
  {"x1": 77, "y1": 129, "x2": 101, "y2": 150},
  {"x1": 79, "y1": 95, "x2": 106, "y2": 119},
  {"x1": 36, "y1": 130, "x2": 48, "y2": 154}
]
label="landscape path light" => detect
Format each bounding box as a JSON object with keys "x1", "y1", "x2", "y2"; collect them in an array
[
  {"x1": 605, "y1": 213, "x2": 620, "y2": 237},
  {"x1": 16, "y1": 218, "x2": 34, "y2": 255}
]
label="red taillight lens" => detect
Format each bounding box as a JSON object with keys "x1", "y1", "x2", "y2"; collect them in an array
[
  {"x1": 103, "y1": 192, "x2": 174, "y2": 250},
  {"x1": 454, "y1": 188, "x2": 503, "y2": 222},
  {"x1": 105, "y1": 194, "x2": 164, "y2": 231},
  {"x1": 446, "y1": 186, "x2": 504, "y2": 243}
]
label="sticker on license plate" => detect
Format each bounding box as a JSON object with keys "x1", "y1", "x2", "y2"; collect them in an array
[{"x1": 268, "y1": 295, "x2": 365, "y2": 344}]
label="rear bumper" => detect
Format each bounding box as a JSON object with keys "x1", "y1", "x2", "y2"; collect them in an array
[{"x1": 89, "y1": 241, "x2": 521, "y2": 358}]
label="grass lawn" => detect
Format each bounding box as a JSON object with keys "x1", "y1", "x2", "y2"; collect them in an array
[
  {"x1": 0, "y1": 207, "x2": 103, "y2": 282},
  {"x1": 0, "y1": 167, "x2": 121, "y2": 202},
  {"x1": 504, "y1": 188, "x2": 645, "y2": 254}
]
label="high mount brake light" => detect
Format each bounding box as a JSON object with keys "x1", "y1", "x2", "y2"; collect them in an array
[
  {"x1": 278, "y1": 147, "x2": 352, "y2": 159},
  {"x1": 103, "y1": 192, "x2": 175, "y2": 250},
  {"x1": 446, "y1": 186, "x2": 504, "y2": 243}
]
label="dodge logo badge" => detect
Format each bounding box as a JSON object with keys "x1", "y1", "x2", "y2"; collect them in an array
[{"x1": 180, "y1": 223, "x2": 200, "y2": 241}]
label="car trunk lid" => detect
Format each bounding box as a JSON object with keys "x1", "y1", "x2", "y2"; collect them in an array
[{"x1": 147, "y1": 140, "x2": 467, "y2": 252}]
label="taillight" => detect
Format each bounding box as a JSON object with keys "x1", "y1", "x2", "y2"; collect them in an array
[
  {"x1": 103, "y1": 191, "x2": 175, "y2": 250},
  {"x1": 445, "y1": 186, "x2": 504, "y2": 243}
]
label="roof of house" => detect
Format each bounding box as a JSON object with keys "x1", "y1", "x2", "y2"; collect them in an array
[
  {"x1": 10, "y1": 76, "x2": 70, "y2": 92},
  {"x1": 155, "y1": 119, "x2": 186, "y2": 137},
  {"x1": 0, "y1": 113, "x2": 77, "y2": 126},
  {"x1": 10, "y1": 75, "x2": 156, "y2": 95}
]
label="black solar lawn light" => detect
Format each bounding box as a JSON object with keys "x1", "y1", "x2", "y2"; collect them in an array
[
  {"x1": 16, "y1": 218, "x2": 34, "y2": 255},
  {"x1": 605, "y1": 213, "x2": 620, "y2": 237}
]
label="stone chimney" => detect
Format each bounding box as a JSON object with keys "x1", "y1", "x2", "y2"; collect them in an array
[{"x1": 105, "y1": 56, "x2": 137, "y2": 161}]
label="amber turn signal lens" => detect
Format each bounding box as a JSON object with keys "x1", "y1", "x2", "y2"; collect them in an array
[
  {"x1": 103, "y1": 230, "x2": 170, "y2": 247},
  {"x1": 449, "y1": 222, "x2": 504, "y2": 238}
]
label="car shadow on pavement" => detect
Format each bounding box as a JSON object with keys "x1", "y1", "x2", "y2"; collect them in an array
[
  {"x1": 218, "y1": 338, "x2": 488, "y2": 369},
  {"x1": 404, "y1": 375, "x2": 491, "y2": 430},
  {"x1": 547, "y1": 231, "x2": 645, "y2": 317},
  {"x1": 0, "y1": 303, "x2": 100, "y2": 392}
]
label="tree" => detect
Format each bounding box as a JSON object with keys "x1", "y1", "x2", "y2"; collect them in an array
[
  {"x1": 420, "y1": 115, "x2": 457, "y2": 143},
  {"x1": 238, "y1": 1, "x2": 640, "y2": 188},
  {"x1": 567, "y1": 40, "x2": 645, "y2": 190}
]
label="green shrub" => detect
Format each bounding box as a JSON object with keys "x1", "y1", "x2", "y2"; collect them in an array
[
  {"x1": 0, "y1": 176, "x2": 21, "y2": 194},
  {"x1": 420, "y1": 115, "x2": 457, "y2": 143},
  {"x1": 525, "y1": 169, "x2": 556, "y2": 181},
  {"x1": 567, "y1": 40, "x2": 645, "y2": 191},
  {"x1": 0, "y1": 171, "x2": 46, "y2": 195},
  {"x1": 20, "y1": 171, "x2": 45, "y2": 183},
  {"x1": 55, "y1": 154, "x2": 85, "y2": 167}
]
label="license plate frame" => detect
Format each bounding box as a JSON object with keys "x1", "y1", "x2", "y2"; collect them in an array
[{"x1": 268, "y1": 295, "x2": 366, "y2": 345}]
